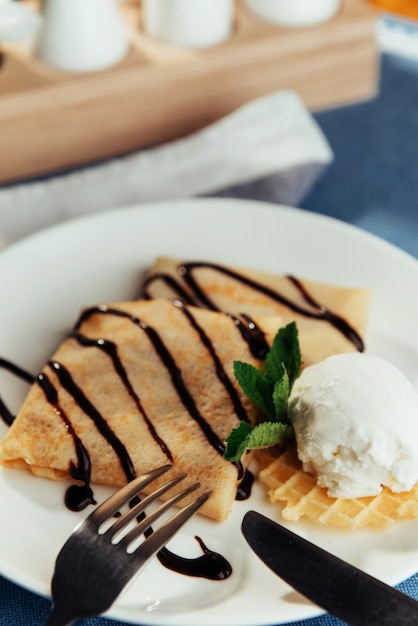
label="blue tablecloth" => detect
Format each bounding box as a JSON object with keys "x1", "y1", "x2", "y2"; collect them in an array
[
  {"x1": 1, "y1": 51, "x2": 418, "y2": 626},
  {"x1": 302, "y1": 52, "x2": 418, "y2": 260}
]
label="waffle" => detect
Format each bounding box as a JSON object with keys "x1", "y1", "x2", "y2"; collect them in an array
[{"x1": 258, "y1": 445, "x2": 418, "y2": 528}]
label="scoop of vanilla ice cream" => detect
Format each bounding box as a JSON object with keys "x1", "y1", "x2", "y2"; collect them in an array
[{"x1": 288, "y1": 353, "x2": 418, "y2": 499}]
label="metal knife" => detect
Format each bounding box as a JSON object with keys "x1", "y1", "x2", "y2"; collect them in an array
[{"x1": 242, "y1": 510, "x2": 418, "y2": 626}]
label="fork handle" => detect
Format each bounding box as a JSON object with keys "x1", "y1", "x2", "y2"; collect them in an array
[{"x1": 43, "y1": 605, "x2": 74, "y2": 626}]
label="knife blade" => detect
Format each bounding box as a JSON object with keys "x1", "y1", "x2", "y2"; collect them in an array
[{"x1": 242, "y1": 510, "x2": 418, "y2": 626}]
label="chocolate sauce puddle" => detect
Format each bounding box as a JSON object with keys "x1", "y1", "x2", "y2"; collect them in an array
[
  {"x1": 157, "y1": 536, "x2": 232, "y2": 580},
  {"x1": 142, "y1": 262, "x2": 365, "y2": 352}
]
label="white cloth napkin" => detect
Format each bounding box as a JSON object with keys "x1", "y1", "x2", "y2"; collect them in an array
[{"x1": 0, "y1": 90, "x2": 332, "y2": 249}]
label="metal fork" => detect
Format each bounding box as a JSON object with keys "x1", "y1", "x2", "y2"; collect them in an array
[{"x1": 44, "y1": 465, "x2": 210, "y2": 626}]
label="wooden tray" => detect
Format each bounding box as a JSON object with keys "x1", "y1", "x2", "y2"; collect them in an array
[{"x1": 0, "y1": 0, "x2": 379, "y2": 185}]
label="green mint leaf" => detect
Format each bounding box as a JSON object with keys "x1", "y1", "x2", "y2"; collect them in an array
[
  {"x1": 224, "y1": 421, "x2": 294, "y2": 462},
  {"x1": 264, "y1": 322, "x2": 301, "y2": 390},
  {"x1": 223, "y1": 421, "x2": 253, "y2": 462},
  {"x1": 272, "y1": 366, "x2": 290, "y2": 422},
  {"x1": 225, "y1": 322, "x2": 301, "y2": 463},
  {"x1": 233, "y1": 361, "x2": 276, "y2": 421}
]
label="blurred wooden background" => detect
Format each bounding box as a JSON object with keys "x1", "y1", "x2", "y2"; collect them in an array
[{"x1": 0, "y1": 0, "x2": 379, "y2": 184}]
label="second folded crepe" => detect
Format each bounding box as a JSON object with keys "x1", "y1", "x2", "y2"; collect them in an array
[{"x1": 142, "y1": 257, "x2": 371, "y2": 364}]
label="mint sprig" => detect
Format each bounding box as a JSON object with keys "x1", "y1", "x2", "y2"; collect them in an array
[
  {"x1": 224, "y1": 421, "x2": 294, "y2": 462},
  {"x1": 224, "y1": 322, "x2": 301, "y2": 463}
]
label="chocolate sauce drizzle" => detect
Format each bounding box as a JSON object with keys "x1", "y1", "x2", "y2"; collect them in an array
[
  {"x1": 0, "y1": 261, "x2": 364, "y2": 583},
  {"x1": 37, "y1": 371, "x2": 96, "y2": 511},
  {"x1": 173, "y1": 299, "x2": 250, "y2": 423},
  {"x1": 0, "y1": 356, "x2": 232, "y2": 581},
  {"x1": 0, "y1": 358, "x2": 34, "y2": 426},
  {"x1": 0, "y1": 396, "x2": 14, "y2": 428},
  {"x1": 229, "y1": 313, "x2": 270, "y2": 360},
  {"x1": 49, "y1": 359, "x2": 136, "y2": 484},
  {"x1": 236, "y1": 468, "x2": 255, "y2": 501},
  {"x1": 74, "y1": 304, "x2": 243, "y2": 466},
  {"x1": 70, "y1": 331, "x2": 173, "y2": 461},
  {"x1": 142, "y1": 261, "x2": 365, "y2": 352},
  {"x1": 32, "y1": 301, "x2": 251, "y2": 579}
]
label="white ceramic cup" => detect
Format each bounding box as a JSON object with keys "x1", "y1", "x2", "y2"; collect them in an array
[
  {"x1": 142, "y1": 0, "x2": 234, "y2": 48},
  {"x1": 34, "y1": 0, "x2": 129, "y2": 72},
  {"x1": 244, "y1": 0, "x2": 341, "y2": 27},
  {"x1": 0, "y1": 0, "x2": 41, "y2": 42}
]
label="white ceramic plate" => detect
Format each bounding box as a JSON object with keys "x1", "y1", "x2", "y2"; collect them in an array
[{"x1": 0, "y1": 198, "x2": 417, "y2": 626}]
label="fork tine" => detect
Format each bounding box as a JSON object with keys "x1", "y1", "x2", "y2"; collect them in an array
[
  {"x1": 108, "y1": 473, "x2": 187, "y2": 538},
  {"x1": 126, "y1": 491, "x2": 211, "y2": 560},
  {"x1": 90, "y1": 464, "x2": 172, "y2": 526},
  {"x1": 119, "y1": 482, "x2": 202, "y2": 549}
]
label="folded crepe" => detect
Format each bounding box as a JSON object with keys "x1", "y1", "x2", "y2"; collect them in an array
[
  {"x1": 142, "y1": 257, "x2": 371, "y2": 365},
  {"x1": 0, "y1": 298, "x2": 284, "y2": 521}
]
